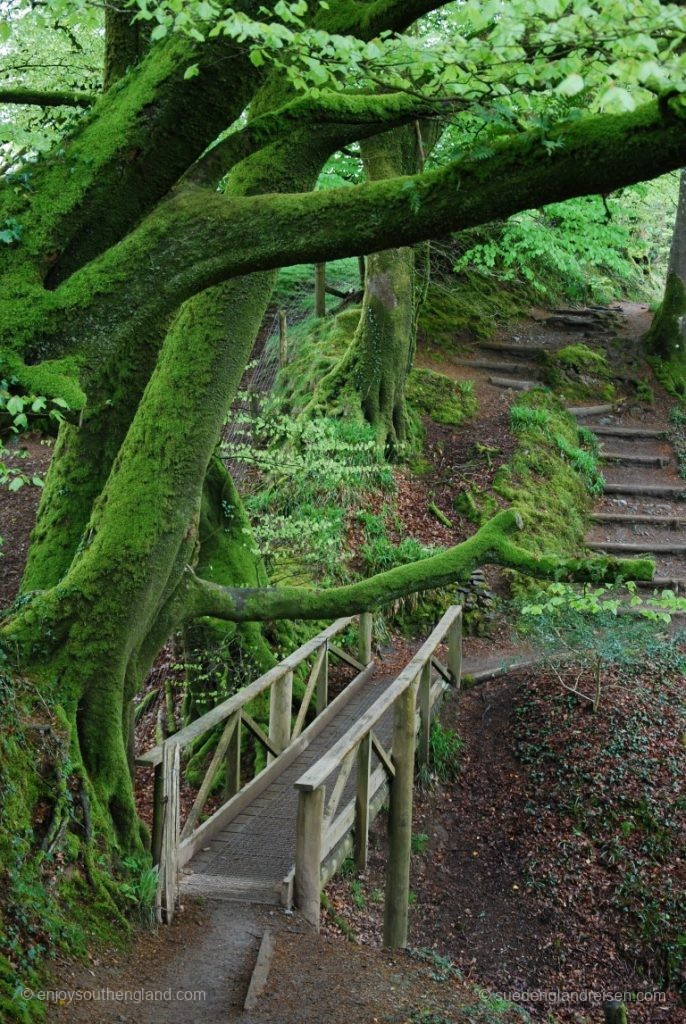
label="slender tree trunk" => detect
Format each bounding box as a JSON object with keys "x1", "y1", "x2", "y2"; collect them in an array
[
  {"x1": 646, "y1": 168, "x2": 686, "y2": 362},
  {"x1": 306, "y1": 124, "x2": 432, "y2": 452}
]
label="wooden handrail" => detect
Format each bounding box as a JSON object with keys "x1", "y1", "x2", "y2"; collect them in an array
[
  {"x1": 136, "y1": 615, "x2": 355, "y2": 766},
  {"x1": 294, "y1": 605, "x2": 462, "y2": 793}
]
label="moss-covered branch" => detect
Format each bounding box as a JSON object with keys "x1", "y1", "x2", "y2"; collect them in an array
[
  {"x1": 185, "y1": 91, "x2": 455, "y2": 186},
  {"x1": 51, "y1": 99, "x2": 686, "y2": 351},
  {"x1": 0, "y1": 87, "x2": 95, "y2": 107},
  {"x1": 183, "y1": 509, "x2": 654, "y2": 623}
]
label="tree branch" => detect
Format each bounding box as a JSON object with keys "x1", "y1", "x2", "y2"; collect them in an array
[
  {"x1": 182, "y1": 509, "x2": 655, "y2": 623},
  {"x1": 54, "y1": 98, "x2": 686, "y2": 352},
  {"x1": 184, "y1": 91, "x2": 457, "y2": 186},
  {"x1": 0, "y1": 87, "x2": 95, "y2": 108}
]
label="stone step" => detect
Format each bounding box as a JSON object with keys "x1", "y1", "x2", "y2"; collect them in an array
[
  {"x1": 591, "y1": 512, "x2": 686, "y2": 528},
  {"x1": 479, "y1": 341, "x2": 549, "y2": 358},
  {"x1": 586, "y1": 541, "x2": 686, "y2": 555},
  {"x1": 636, "y1": 577, "x2": 686, "y2": 593},
  {"x1": 569, "y1": 404, "x2": 615, "y2": 417},
  {"x1": 600, "y1": 451, "x2": 670, "y2": 468},
  {"x1": 489, "y1": 376, "x2": 538, "y2": 391},
  {"x1": 603, "y1": 483, "x2": 686, "y2": 500},
  {"x1": 591, "y1": 425, "x2": 667, "y2": 439},
  {"x1": 452, "y1": 357, "x2": 540, "y2": 375}
]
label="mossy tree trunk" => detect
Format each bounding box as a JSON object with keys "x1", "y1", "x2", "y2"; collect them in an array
[
  {"x1": 646, "y1": 167, "x2": 686, "y2": 362},
  {"x1": 0, "y1": 13, "x2": 684, "y2": 867},
  {"x1": 307, "y1": 124, "x2": 431, "y2": 453}
]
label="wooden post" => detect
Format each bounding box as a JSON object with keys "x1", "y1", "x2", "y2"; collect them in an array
[
  {"x1": 225, "y1": 710, "x2": 241, "y2": 799},
  {"x1": 417, "y1": 662, "x2": 432, "y2": 767},
  {"x1": 448, "y1": 609, "x2": 462, "y2": 688},
  {"x1": 358, "y1": 611, "x2": 373, "y2": 665},
  {"x1": 160, "y1": 741, "x2": 180, "y2": 924},
  {"x1": 315, "y1": 643, "x2": 328, "y2": 715},
  {"x1": 278, "y1": 310, "x2": 288, "y2": 367},
  {"x1": 151, "y1": 761, "x2": 164, "y2": 866},
  {"x1": 314, "y1": 262, "x2": 326, "y2": 317},
  {"x1": 383, "y1": 680, "x2": 418, "y2": 947},
  {"x1": 358, "y1": 255, "x2": 366, "y2": 288},
  {"x1": 294, "y1": 785, "x2": 324, "y2": 929},
  {"x1": 355, "y1": 733, "x2": 371, "y2": 871},
  {"x1": 269, "y1": 669, "x2": 292, "y2": 761},
  {"x1": 603, "y1": 1001, "x2": 628, "y2": 1024}
]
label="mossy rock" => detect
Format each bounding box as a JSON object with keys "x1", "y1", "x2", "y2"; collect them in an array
[
  {"x1": 406, "y1": 367, "x2": 477, "y2": 426},
  {"x1": 542, "y1": 343, "x2": 615, "y2": 401}
]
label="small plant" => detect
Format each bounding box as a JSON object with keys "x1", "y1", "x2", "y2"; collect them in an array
[
  {"x1": 120, "y1": 857, "x2": 158, "y2": 927},
  {"x1": 350, "y1": 879, "x2": 366, "y2": 909},
  {"x1": 411, "y1": 832, "x2": 429, "y2": 854},
  {"x1": 429, "y1": 723, "x2": 462, "y2": 782},
  {"x1": 520, "y1": 581, "x2": 686, "y2": 711},
  {"x1": 554, "y1": 433, "x2": 604, "y2": 495}
]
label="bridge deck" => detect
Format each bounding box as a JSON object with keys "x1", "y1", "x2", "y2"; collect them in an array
[{"x1": 181, "y1": 664, "x2": 397, "y2": 905}]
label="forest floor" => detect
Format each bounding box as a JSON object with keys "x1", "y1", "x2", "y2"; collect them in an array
[{"x1": 2, "y1": 301, "x2": 685, "y2": 1024}]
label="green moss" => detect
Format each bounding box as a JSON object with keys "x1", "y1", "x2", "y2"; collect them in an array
[
  {"x1": 499, "y1": 390, "x2": 601, "y2": 561},
  {"x1": 406, "y1": 367, "x2": 477, "y2": 426},
  {"x1": 645, "y1": 273, "x2": 686, "y2": 362},
  {"x1": 417, "y1": 272, "x2": 526, "y2": 348},
  {"x1": 542, "y1": 343, "x2": 615, "y2": 401},
  {"x1": 650, "y1": 356, "x2": 686, "y2": 402},
  {"x1": 2, "y1": 352, "x2": 85, "y2": 410}
]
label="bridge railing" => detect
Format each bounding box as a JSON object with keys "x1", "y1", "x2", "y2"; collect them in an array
[
  {"x1": 136, "y1": 612, "x2": 374, "y2": 922},
  {"x1": 293, "y1": 604, "x2": 462, "y2": 945}
]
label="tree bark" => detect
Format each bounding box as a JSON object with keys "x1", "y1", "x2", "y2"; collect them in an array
[{"x1": 646, "y1": 167, "x2": 686, "y2": 362}]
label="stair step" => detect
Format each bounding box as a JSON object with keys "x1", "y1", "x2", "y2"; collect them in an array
[
  {"x1": 452, "y1": 358, "x2": 540, "y2": 375},
  {"x1": 568, "y1": 404, "x2": 615, "y2": 417},
  {"x1": 591, "y1": 513, "x2": 686, "y2": 528},
  {"x1": 601, "y1": 451, "x2": 670, "y2": 468},
  {"x1": 603, "y1": 483, "x2": 686, "y2": 499},
  {"x1": 489, "y1": 376, "x2": 538, "y2": 391},
  {"x1": 636, "y1": 577, "x2": 686, "y2": 592},
  {"x1": 586, "y1": 541, "x2": 686, "y2": 555},
  {"x1": 590, "y1": 425, "x2": 667, "y2": 439},
  {"x1": 479, "y1": 341, "x2": 548, "y2": 358}
]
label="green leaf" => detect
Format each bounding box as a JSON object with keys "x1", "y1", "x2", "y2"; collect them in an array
[
  {"x1": 599, "y1": 86, "x2": 635, "y2": 112},
  {"x1": 556, "y1": 73, "x2": 584, "y2": 97},
  {"x1": 183, "y1": 63, "x2": 200, "y2": 79}
]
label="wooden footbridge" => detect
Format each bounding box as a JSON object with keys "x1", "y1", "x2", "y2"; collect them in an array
[{"x1": 136, "y1": 606, "x2": 463, "y2": 945}]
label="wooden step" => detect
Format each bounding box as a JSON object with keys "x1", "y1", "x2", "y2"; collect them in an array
[
  {"x1": 568, "y1": 404, "x2": 615, "y2": 417},
  {"x1": 452, "y1": 358, "x2": 540, "y2": 375},
  {"x1": 600, "y1": 451, "x2": 670, "y2": 468},
  {"x1": 586, "y1": 541, "x2": 686, "y2": 555},
  {"x1": 591, "y1": 512, "x2": 686, "y2": 528},
  {"x1": 603, "y1": 483, "x2": 686, "y2": 499},
  {"x1": 489, "y1": 376, "x2": 539, "y2": 391},
  {"x1": 590, "y1": 425, "x2": 667, "y2": 439}
]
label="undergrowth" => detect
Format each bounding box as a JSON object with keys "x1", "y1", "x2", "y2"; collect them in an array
[{"x1": 513, "y1": 630, "x2": 686, "y2": 997}]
